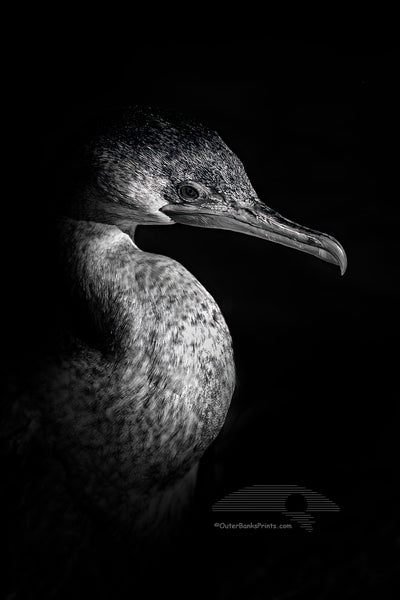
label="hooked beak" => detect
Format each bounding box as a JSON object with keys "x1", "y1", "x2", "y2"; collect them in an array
[{"x1": 160, "y1": 199, "x2": 347, "y2": 275}]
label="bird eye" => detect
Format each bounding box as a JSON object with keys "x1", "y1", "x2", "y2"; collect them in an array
[{"x1": 178, "y1": 183, "x2": 200, "y2": 201}]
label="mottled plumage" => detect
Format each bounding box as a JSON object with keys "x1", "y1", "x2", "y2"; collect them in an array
[
  {"x1": 38, "y1": 218, "x2": 235, "y2": 534},
  {"x1": 2, "y1": 105, "x2": 346, "y2": 596}
]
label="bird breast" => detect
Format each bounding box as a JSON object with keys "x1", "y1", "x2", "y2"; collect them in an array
[{"x1": 39, "y1": 219, "x2": 235, "y2": 526}]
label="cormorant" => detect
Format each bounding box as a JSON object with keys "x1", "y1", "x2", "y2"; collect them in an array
[{"x1": 1, "y1": 105, "x2": 346, "y2": 596}]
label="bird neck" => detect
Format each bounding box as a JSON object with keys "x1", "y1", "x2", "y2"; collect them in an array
[
  {"x1": 47, "y1": 217, "x2": 234, "y2": 534},
  {"x1": 61, "y1": 195, "x2": 142, "y2": 239}
]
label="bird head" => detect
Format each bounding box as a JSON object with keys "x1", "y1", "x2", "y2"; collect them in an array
[{"x1": 59, "y1": 106, "x2": 346, "y2": 274}]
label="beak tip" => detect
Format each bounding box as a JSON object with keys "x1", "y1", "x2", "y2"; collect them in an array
[
  {"x1": 320, "y1": 236, "x2": 347, "y2": 276},
  {"x1": 337, "y1": 246, "x2": 348, "y2": 276}
]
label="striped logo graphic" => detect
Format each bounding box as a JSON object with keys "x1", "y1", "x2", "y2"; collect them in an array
[{"x1": 212, "y1": 484, "x2": 340, "y2": 532}]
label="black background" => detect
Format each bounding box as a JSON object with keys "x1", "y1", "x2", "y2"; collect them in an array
[{"x1": 4, "y1": 19, "x2": 400, "y2": 599}]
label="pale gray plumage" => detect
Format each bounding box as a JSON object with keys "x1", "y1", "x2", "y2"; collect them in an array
[{"x1": 2, "y1": 106, "x2": 347, "y2": 572}]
